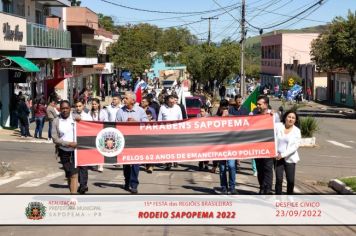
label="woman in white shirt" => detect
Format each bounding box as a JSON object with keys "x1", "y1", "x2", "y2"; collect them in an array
[
  {"x1": 275, "y1": 110, "x2": 301, "y2": 194},
  {"x1": 90, "y1": 98, "x2": 108, "y2": 172}
]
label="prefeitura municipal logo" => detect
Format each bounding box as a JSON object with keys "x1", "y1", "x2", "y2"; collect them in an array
[
  {"x1": 96, "y1": 127, "x2": 125, "y2": 157},
  {"x1": 25, "y1": 202, "x2": 46, "y2": 220}
]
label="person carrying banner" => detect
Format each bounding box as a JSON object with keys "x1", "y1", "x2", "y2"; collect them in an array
[
  {"x1": 209, "y1": 99, "x2": 230, "y2": 174},
  {"x1": 275, "y1": 110, "x2": 301, "y2": 194},
  {"x1": 158, "y1": 94, "x2": 183, "y2": 170},
  {"x1": 229, "y1": 94, "x2": 249, "y2": 174},
  {"x1": 216, "y1": 99, "x2": 237, "y2": 194},
  {"x1": 52, "y1": 100, "x2": 78, "y2": 194},
  {"x1": 116, "y1": 91, "x2": 148, "y2": 194},
  {"x1": 197, "y1": 105, "x2": 210, "y2": 171},
  {"x1": 250, "y1": 95, "x2": 277, "y2": 194},
  {"x1": 90, "y1": 98, "x2": 109, "y2": 172},
  {"x1": 72, "y1": 99, "x2": 92, "y2": 194}
]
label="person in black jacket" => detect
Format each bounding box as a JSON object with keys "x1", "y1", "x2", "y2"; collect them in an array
[{"x1": 17, "y1": 96, "x2": 31, "y2": 138}]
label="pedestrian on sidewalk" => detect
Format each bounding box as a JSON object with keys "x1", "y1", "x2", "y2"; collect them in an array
[
  {"x1": 17, "y1": 96, "x2": 31, "y2": 138},
  {"x1": 116, "y1": 91, "x2": 148, "y2": 194},
  {"x1": 275, "y1": 110, "x2": 301, "y2": 195},
  {"x1": 52, "y1": 100, "x2": 78, "y2": 194},
  {"x1": 34, "y1": 98, "x2": 47, "y2": 139},
  {"x1": 306, "y1": 87, "x2": 312, "y2": 102},
  {"x1": 46, "y1": 99, "x2": 59, "y2": 142}
]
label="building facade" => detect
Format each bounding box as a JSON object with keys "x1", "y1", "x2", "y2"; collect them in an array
[
  {"x1": 260, "y1": 32, "x2": 319, "y2": 92},
  {"x1": 0, "y1": 0, "x2": 72, "y2": 128},
  {"x1": 327, "y1": 71, "x2": 355, "y2": 108}
]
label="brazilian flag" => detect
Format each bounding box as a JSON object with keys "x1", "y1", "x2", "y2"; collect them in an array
[{"x1": 242, "y1": 86, "x2": 260, "y2": 113}]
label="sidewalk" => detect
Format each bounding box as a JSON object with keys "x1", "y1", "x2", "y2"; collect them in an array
[{"x1": 0, "y1": 122, "x2": 52, "y2": 144}]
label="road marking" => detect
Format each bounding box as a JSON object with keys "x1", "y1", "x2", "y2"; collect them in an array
[
  {"x1": 0, "y1": 171, "x2": 35, "y2": 186},
  {"x1": 346, "y1": 141, "x2": 355, "y2": 143},
  {"x1": 17, "y1": 172, "x2": 63, "y2": 188},
  {"x1": 327, "y1": 140, "x2": 353, "y2": 149}
]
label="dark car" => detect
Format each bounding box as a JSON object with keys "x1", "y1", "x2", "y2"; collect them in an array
[{"x1": 185, "y1": 96, "x2": 203, "y2": 118}]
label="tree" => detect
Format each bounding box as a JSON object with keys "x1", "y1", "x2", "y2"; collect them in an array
[
  {"x1": 108, "y1": 24, "x2": 161, "y2": 76},
  {"x1": 98, "y1": 13, "x2": 116, "y2": 33},
  {"x1": 311, "y1": 10, "x2": 356, "y2": 109},
  {"x1": 71, "y1": 0, "x2": 81, "y2": 6},
  {"x1": 157, "y1": 27, "x2": 198, "y2": 65},
  {"x1": 179, "y1": 40, "x2": 240, "y2": 85}
]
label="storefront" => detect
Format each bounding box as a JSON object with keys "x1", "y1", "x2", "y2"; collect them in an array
[{"x1": 0, "y1": 12, "x2": 39, "y2": 128}]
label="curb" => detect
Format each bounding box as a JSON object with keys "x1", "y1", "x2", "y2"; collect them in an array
[
  {"x1": 328, "y1": 179, "x2": 354, "y2": 194},
  {"x1": 0, "y1": 139, "x2": 53, "y2": 144}
]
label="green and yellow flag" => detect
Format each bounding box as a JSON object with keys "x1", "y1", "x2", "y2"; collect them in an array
[{"x1": 242, "y1": 86, "x2": 260, "y2": 113}]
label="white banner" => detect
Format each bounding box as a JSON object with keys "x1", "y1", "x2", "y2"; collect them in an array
[{"x1": 1, "y1": 195, "x2": 356, "y2": 225}]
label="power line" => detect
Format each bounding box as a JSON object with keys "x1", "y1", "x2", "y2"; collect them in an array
[
  {"x1": 100, "y1": 0, "x2": 239, "y2": 15},
  {"x1": 160, "y1": 6, "x2": 239, "y2": 29},
  {"x1": 211, "y1": 0, "x2": 241, "y2": 23},
  {"x1": 245, "y1": 0, "x2": 325, "y2": 30}
]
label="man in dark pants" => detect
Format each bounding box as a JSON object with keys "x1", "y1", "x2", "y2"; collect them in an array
[
  {"x1": 116, "y1": 91, "x2": 148, "y2": 194},
  {"x1": 72, "y1": 99, "x2": 92, "y2": 194},
  {"x1": 251, "y1": 95, "x2": 276, "y2": 194}
]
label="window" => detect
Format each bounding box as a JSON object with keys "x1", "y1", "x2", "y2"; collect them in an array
[
  {"x1": 35, "y1": 10, "x2": 43, "y2": 24},
  {"x1": 2, "y1": 0, "x2": 13, "y2": 13},
  {"x1": 336, "y1": 80, "x2": 339, "y2": 93}
]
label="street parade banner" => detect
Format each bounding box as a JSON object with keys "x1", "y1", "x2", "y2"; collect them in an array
[
  {"x1": 1, "y1": 195, "x2": 356, "y2": 225},
  {"x1": 75, "y1": 114, "x2": 277, "y2": 166}
]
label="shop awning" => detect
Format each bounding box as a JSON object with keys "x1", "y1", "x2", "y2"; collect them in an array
[{"x1": 7, "y1": 56, "x2": 40, "y2": 72}]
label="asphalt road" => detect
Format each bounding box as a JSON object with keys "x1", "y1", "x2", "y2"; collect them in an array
[{"x1": 1, "y1": 113, "x2": 356, "y2": 235}]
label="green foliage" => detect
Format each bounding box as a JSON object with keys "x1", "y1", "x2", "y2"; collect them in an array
[
  {"x1": 71, "y1": 0, "x2": 81, "y2": 6},
  {"x1": 109, "y1": 24, "x2": 197, "y2": 76},
  {"x1": 339, "y1": 177, "x2": 356, "y2": 192},
  {"x1": 108, "y1": 24, "x2": 161, "y2": 76},
  {"x1": 299, "y1": 116, "x2": 319, "y2": 138},
  {"x1": 98, "y1": 13, "x2": 116, "y2": 33},
  {"x1": 311, "y1": 10, "x2": 356, "y2": 107},
  {"x1": 179, "y1": 40, "x2": 240, "y2": 84}
]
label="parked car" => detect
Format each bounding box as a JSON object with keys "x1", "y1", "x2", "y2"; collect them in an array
[{"x1": 185, "y1": 96, "x2": 203, "y2": 118}]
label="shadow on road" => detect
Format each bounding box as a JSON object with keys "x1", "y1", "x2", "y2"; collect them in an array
[
  {"x1": 182, "y1": 185, "x2": 216, "y2": 194},
  {"x1": 49, "y1": 183, "x2": 68, "y2": 189},
  {"x1": 93, "y1": 182, "x2": 123, "y2": 189}
]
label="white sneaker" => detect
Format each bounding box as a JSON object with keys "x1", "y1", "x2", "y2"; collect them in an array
[
  {"x1": 253, "y1": 171, "x2": 257, "y2": 177},
  {"x1": 98, "y1": 165, "x2": 104, "y2": 172}
]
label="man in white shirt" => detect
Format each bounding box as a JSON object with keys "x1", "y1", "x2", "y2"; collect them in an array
[
  {"x1": 158, "y1": 95, "x2": 183, "y2": 170},
  {"x1": 106, "y1": 94, "x2": 122, "y2": 122},
  {"x1": 72, "y1": 99, "x2": 92, "y2": 194},
  {"x1": 158, "y1": 95, "x2": 183, "y2": 121}
]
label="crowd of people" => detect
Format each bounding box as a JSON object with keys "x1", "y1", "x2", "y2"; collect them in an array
[{"x1": 50, "y1": 81, "x2": 301, "y2": 196}]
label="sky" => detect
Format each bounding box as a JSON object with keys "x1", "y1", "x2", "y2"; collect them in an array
[{"x1": 82, "y1": 0, "x2": 356, "y2": 42}]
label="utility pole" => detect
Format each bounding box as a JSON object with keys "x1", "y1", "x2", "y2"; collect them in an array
[
  {"x1": 240, "y1": 0, "x2": 246, "y2": 97},
  {"x1": 201, "y1": 17, "x2": 218, "y2": 45}
]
